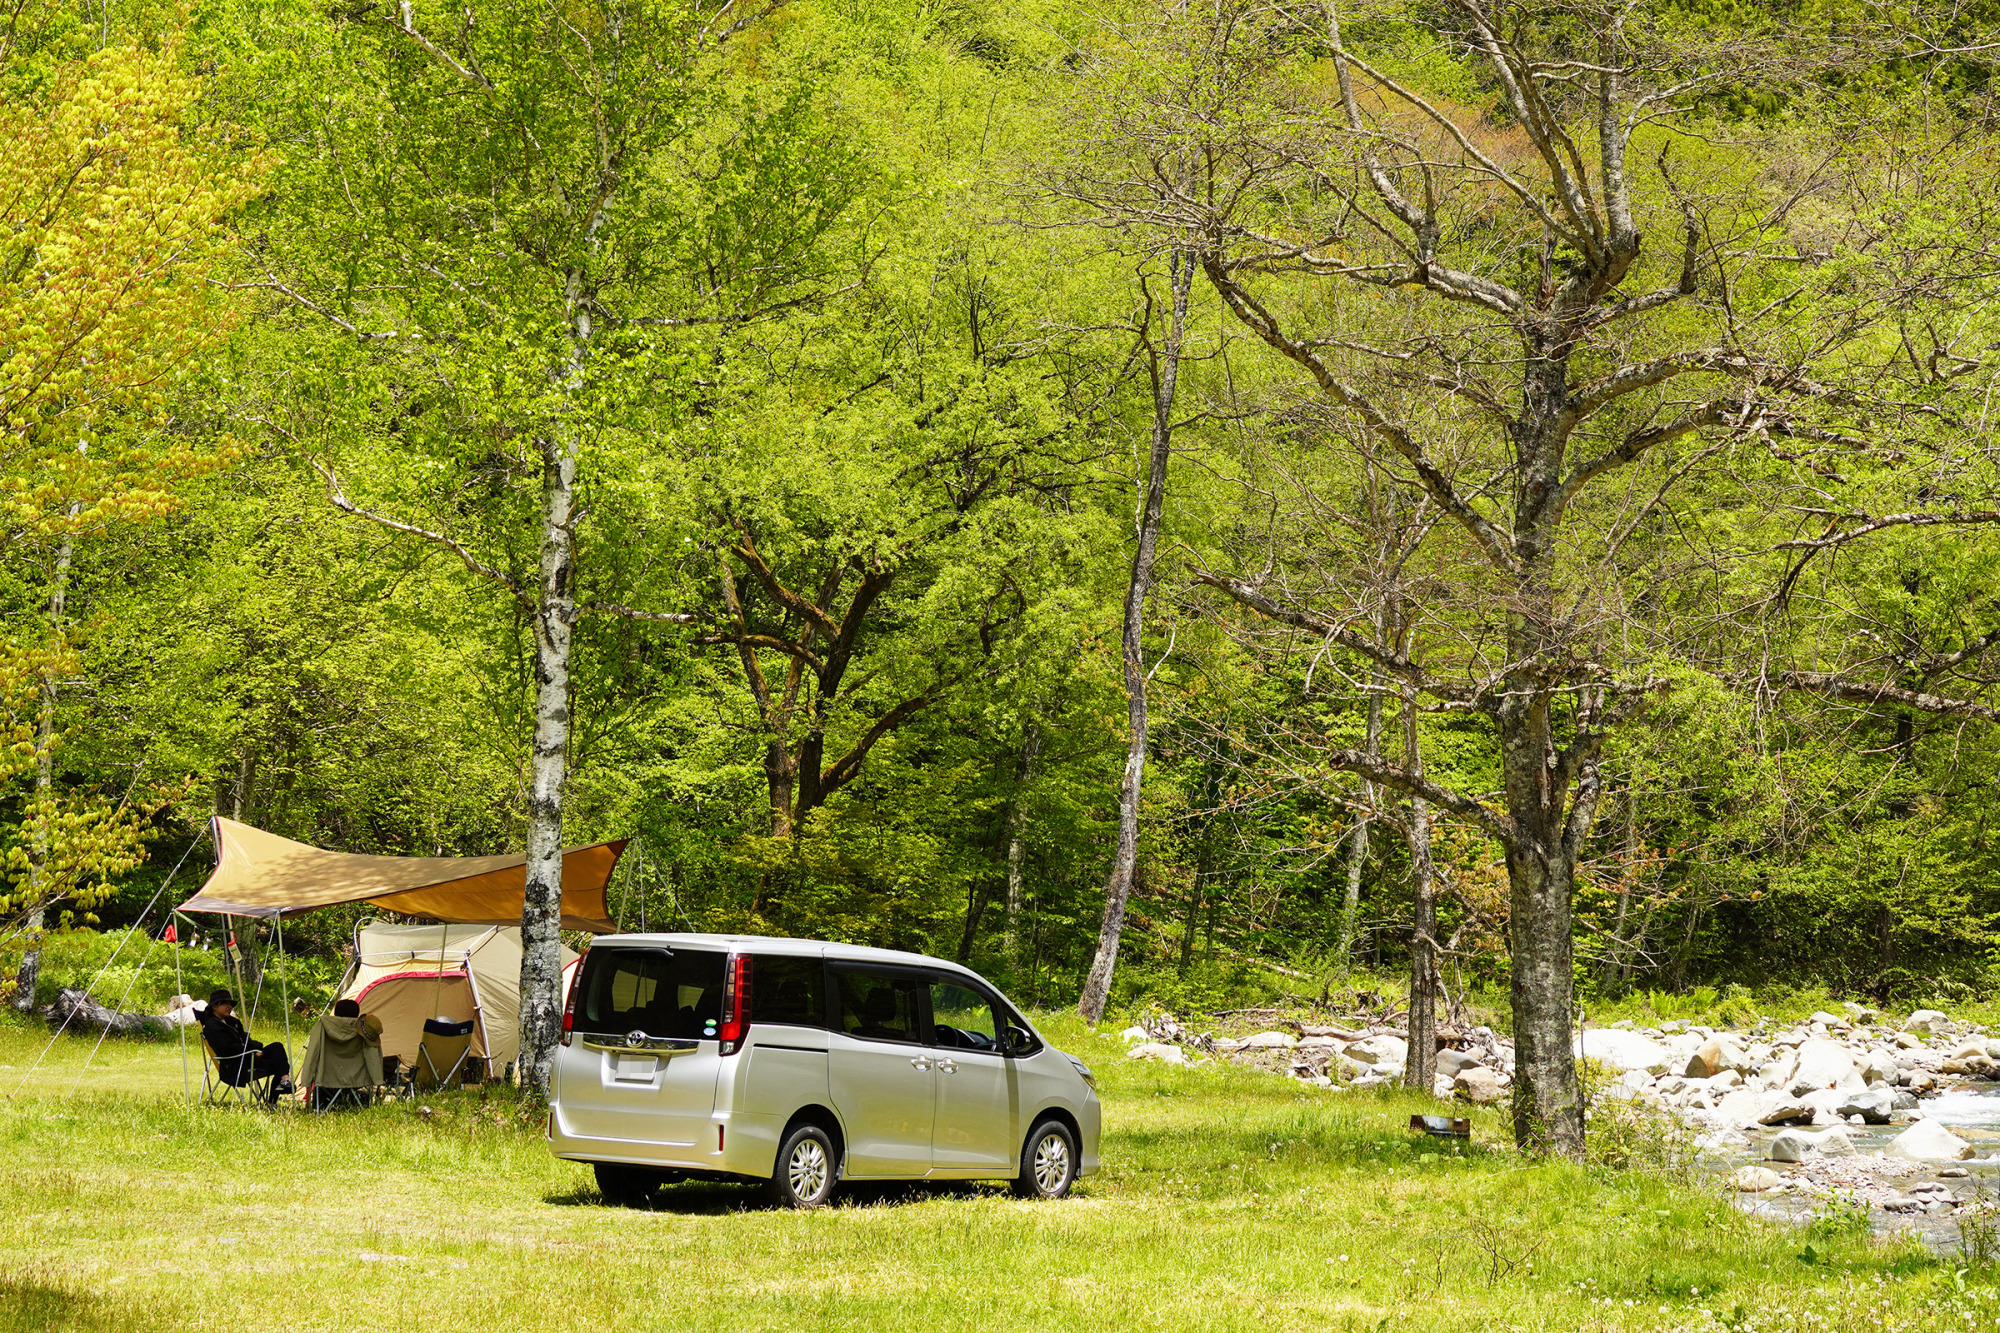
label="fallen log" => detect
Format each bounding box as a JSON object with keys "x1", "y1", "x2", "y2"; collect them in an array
[
  {"x1": 42, "y1": 988, "x2": 167, "y2": 1038},
  {"x1": 1290, "y1": 1024, "x2": 1366, "y2": 1042}
]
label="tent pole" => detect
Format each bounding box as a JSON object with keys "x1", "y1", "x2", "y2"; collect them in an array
[
  {"x1": 430, "y1": 920, "x2": 447, "y2": 1026},
  {"x1": 174, "y1": 913, "x2": 189, "y2": 1105},
  {"x1": 246, "y1": 915, "x2": 268, "y2": 1026}
]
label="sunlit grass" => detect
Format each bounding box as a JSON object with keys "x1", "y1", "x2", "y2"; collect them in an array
[{"x1": 0, "y1": 1012, "x2": 1990, "y2": 1332}]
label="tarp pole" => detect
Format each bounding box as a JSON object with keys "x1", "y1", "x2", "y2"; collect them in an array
[
  {"x1": 277, "y1": 916, "x2": 292, "y2": 1058},
  {"x1": 174, "y1": 914, "x2": 189, "y2": 1105}
]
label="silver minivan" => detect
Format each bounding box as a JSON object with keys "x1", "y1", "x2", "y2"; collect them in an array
[{"x1": 547, "y1": 933, "x2": 1101, "y2": 1207}]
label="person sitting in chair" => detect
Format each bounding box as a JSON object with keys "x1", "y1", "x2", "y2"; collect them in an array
[
  {"x1": 199, "y1": 988, "x2": 293, "y2": 1104},
  {"x1": 300, "y1": 998, "x2": 384, "y2": 1109}
]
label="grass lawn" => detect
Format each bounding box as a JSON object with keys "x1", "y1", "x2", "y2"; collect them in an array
[{"x1": 0, "y1": 1013, "x2": 1994, "y2": 1333}]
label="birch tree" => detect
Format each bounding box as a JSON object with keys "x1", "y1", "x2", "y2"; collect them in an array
[{"x1": 231, "y1": 0, "x2": 860, "y2": 1092}]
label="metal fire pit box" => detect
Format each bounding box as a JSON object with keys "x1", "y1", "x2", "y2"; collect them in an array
[{"x1": 1409, "y1": 1114, "x2": 1472, "y2": 1138}]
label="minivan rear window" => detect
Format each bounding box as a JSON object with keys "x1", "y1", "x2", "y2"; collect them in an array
[
  {"x1": 575, "y1": 948, "x2": 725, "y2": 1041},
  {"x1": 752, "y1": 955, "x2": 826, "y2": 1028}
]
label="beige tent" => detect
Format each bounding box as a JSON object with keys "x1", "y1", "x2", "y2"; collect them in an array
[
  {"x1": 337, "y1": 921, "x2": 583, "y2": 1076},
  {"x1": 178, "y1": 817, "x2": 623, "y2": 931}
]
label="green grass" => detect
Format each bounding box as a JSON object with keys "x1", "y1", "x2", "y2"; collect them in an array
[{"x1": 0, "y1": 1013, "x2": 1995, "y2": 1333}]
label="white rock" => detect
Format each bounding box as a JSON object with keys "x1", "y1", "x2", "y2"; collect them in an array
[
  {"x1": 1905, "y1": 1010, "x2": 1950, "y2": 1035},
  {"x1": 1755, "y1": 1095, "x2": 1813, "y2": 1126},
  {"x1": 1860, "y1": 1050, "x2": 1900, "y2": 1086},
  {"x1": 1731, "y1": 1166, "x2": 1783, "y2": 1192},
  {"x1": 1454, "y1": 1066, "x2": 1504, "y2": 1104},
  {"x1": 1842, "y1": 1001, "x2": 1878, "y2": 1024},
  {"x1": 1707, "y1": 1069, "x2": 1743, "y2": 1091},
  {"x1": 1886, "y1": 1120, "x2": 1974, "y2": 1161},
  {"x1": 1685, "y1": 1037, "x2": 1752, "y2": 1079},
  {"x1": 1788, "y1": 1039, "x2": 1863, "y2": 1093},
  {"x1": 1344, "y1": 1035, "x2": 1409, "y2": 1068},
  {"x1": 1436, "y1": 1048, "x2": 1482, "y2": 1079},
  {"x1": 1127, "y1": 1042, "x2": 1186, "y2": 1064},
  {"x1": 1835, "y1": 1087, "x2": 1895, "y2": 1124},
  {"x1": 1769, "y1": 1127, "x2": 1855, "y2": 1162},
  {"x1": 1118, "y1": 1025, "x2": 1149, "y2": 1044},
  {"x1": 1238, "y1": 1030, "x2": 1298, "y2": 1050},
  {"x1": 1578, "y1": 1029, "x2": 1674, "y2": 1074}
]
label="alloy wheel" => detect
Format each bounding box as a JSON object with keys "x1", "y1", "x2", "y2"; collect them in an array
[
  {"x1": 789, "y1": 1138, "x2": 829, "y2": 1201},
  {"x1": 1032, "y1": 1132, "x2": 1071, "y2": 1194}
]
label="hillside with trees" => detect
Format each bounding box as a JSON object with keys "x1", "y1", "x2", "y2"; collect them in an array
[{"x1": 6, "y1": 0, "x2": 2000, "y2": 1153}]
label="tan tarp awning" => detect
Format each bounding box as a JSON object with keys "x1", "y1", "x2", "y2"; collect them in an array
[{"x1": 177, "y1": 817, "x2": 623, "y2": 931}]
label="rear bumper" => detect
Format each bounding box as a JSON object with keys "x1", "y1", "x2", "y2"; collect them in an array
[{"x1": 548, "y1": 1100, "x2": 782, "y2": 1179}]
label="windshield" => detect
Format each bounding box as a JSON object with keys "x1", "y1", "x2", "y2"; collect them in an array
[{"x1": 574, "y1": 947, "x2": 725, "y2": 1041}]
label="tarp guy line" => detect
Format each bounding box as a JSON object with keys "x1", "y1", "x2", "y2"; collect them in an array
[{"x1": 13, "y1": 827, "x2": 207, "y2": 1097}]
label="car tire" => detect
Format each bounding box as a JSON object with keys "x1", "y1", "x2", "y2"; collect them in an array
[
  {"x1": 593, "y1": 1161, "x2": 660, "y2": 1207},
  {"x1": 1011, "y1": 1118, "x2": 1077, "y2": 1199},
  {"x1": 768, "y1": 1123, "x2": 839, "y2": 1209}
]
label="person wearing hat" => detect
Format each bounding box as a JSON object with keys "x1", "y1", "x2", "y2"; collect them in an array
[{"x1": 198, "y1": 988, "x2": 293, "y2": 1104}]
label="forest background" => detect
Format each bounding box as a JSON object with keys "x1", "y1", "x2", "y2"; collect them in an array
[{"x1": 7, "y1": 0, "x2": 2000, "y2": 1070}]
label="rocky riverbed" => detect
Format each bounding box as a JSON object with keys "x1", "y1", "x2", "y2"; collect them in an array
[{"x1": 1122, "y1": 1002, "x2": 2000, "y2": 1246}]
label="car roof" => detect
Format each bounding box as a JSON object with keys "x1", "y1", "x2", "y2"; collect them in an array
[{"x1": 584, "y1": 932, "x2": 973, "y2": 974}]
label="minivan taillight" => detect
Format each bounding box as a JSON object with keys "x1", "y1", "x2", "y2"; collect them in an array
[
  {"x1": 560, "y1": 949, "x2": 586, "y2": 1047},
  {"x1": 718, "y1": 954, "x2": 751, "y2": 1055}
]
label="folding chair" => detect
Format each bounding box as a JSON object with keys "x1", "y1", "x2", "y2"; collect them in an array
[
  {"x1": 199, "y1": 1035, "x2": 275, "y2": 1109},
  {"x1": 411, "y1": 1018, "x2": 475, "y2": 1093}
]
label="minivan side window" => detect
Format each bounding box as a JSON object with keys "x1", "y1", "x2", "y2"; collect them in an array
[
  {"x1": 576, "y1": 948, "x2": 725, "y2": 1041},
  {"x1": 752, "y1": 954, "x2": 826, "y2": 1029},
  {"x1": 832, "y1": 968, "x2": 923, "y2": 1043},
  {"x1": 928, "y1": 980, "x2": 1000, "y2": 1051}
]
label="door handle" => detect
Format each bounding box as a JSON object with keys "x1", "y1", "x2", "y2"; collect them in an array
[
  {"x1": 935, "y1": 1058, "x2": 958, "y2": 1074},
  {"x1": 910, "y1": 1056, "x2": 932, "y2": 1070}
]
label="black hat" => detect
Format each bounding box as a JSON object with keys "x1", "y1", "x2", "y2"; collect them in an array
[{"x1": 208, "y1": 988, "x2": 235, "y2": 1008}]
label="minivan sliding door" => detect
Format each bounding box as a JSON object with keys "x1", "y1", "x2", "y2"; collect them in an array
[{"x1": 825, "y1": 967, "x2": 934, "y2": 1177}]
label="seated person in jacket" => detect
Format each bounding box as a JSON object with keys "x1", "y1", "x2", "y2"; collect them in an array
[
  {"x1": 198, "y1": 988, "x2": 293, "y2": 1103},
  {"x1": 300, "y1": 998, "x2": 385, "y2": 1108}
]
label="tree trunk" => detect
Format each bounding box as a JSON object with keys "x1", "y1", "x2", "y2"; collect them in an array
[
  {"x1": 517, "y1": 265, "x2": 592, "y2": 1098},
  {"x1": 1078, "y1": 252, "x2": 1193, "y2": 1025},
  {"x1": 13, "y1": 518, "x2": 75, "y2": 1014},
  {"x1": 1334, "y1": 686, "x2": 1383, "y2": 971},
  {"x1": 1003, "y1": 717, "x2": 1041, "y2": 960},
  {"x1": 764, "y1": 740, "x2": 796, "y2": 840},
  {"x1": 43, "y1": 987, "x2": 164, "y2": 1038},
  {"x1": 1401, "y1": 680, "x2": 1437, "y2": 1093}
]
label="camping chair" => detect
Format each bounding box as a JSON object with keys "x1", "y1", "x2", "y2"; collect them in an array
[
  {"x1": 199, "y1": 1035, "x2": 275, "y2": 1110},
  {"x1": 411, "y1": 1018, "x2": 475, "y2": 1093}
]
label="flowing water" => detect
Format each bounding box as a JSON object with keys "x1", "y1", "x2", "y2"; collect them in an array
[{"x1": 1723, "y1": 1084, "x2": 2000, "y2": 1249}]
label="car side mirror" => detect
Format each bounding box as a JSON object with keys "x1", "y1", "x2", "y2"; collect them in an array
[{"x1": 1000, "y1": 1025, "x2": 1033, "y2": 1055}]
